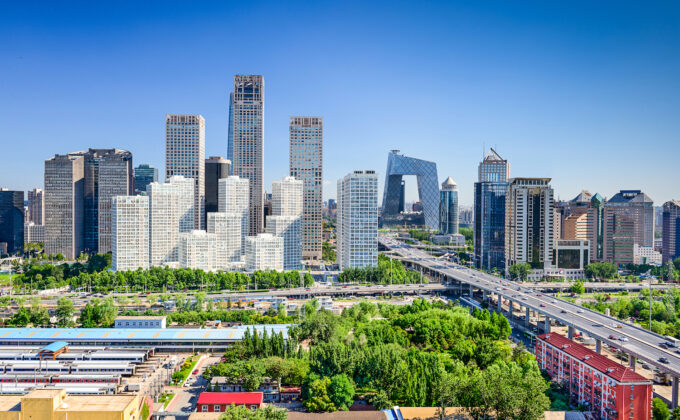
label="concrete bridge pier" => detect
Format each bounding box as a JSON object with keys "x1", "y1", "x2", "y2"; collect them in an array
[
  {"x1": 672, "y1": 376, "x2": 678, "y2": 408},
  {"x1": 525, "y1": 307, "x2": 530, "y2": 328},
  {"x1": 497, "y1": 295, "x2": 502, "y2": 312},
  {"x1": 595, "y1": 339, "x2": 601, "y2": 354},
  {"x1": 544, "y1": 316, "x2": 550, "y2": 333},
  {"x1": 469, "y1": 284, "x2": 473, "y2": 297},
  {"x1": 628, "y1": 355, "x2": 636, "y2": 371},
  {"x1": 568, "y1": 326, "x2": 575, "y2": 340}
]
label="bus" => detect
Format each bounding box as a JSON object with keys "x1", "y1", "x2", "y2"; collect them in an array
[{"x1": 664, "y1": 336, "x2": 679, "y2": 348}]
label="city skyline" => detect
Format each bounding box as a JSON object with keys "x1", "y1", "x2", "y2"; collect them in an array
[{"x1": 1, "y1": 1, "x2": 679, "y2": 206}]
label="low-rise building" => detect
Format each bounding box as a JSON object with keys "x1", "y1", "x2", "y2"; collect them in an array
[
  {"x1": 23, "y1": 222, "x2": 45, "y2": 244},
  {"x1": 196, "y1": 392, "x2": 263, "y2": 412},
  {"x1": 245, "y1": 233, "x2": 284, "y2": 271},
  {"x1": 536, "y1": 333, "x2": 652, "y2": 420},
  {"x1": 633, "y1": 244, "x2": 662, "y2": 265},
  {"x1": 114, "y1": 316, "x2": 167, "y2": 329}
]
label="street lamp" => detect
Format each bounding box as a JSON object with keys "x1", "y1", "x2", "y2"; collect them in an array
[{"x1": 648, "y1": 276, "x2": 653, "y2": 331}]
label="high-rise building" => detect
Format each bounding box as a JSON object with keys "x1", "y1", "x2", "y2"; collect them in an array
[
  {"x1": 603, "y1": 190, "x2": 654, "y2": 265},
  {"x1": 227, "y1": 92, "x2": 234, "y2": 171},
  {"x1": 205, "y1": 157, "x2": 231, "y2": 217},
  {"x1": 27, "y1": 188, "x2": 44, "y2": 225},
  {"x1": 112, "y1": 195, "x2": 149, "y2": 271},
  {"x1": 474, "y1": 148, "x2": 510, "y2": 271},
  {"x1": 662, "y1": 200, "x2": 680, "y2": 263},
  {"x1": 165, "y1": 114, "x2": 206, "y2": 230},
  {"x1": 44, "y1": 153, "x2": 85, "y2": 259},
  {"x1": 504, "y1": 178, "x2": 555, "y2": 274},
  {"x1": 207, "y1": 212, "x2": 242, "y2": 268},
  {"x1": 218, "y1": 176, "x2": 250, "y2": 255},
  {"x1": 289, "y1": 116, "x2": 323, "y2": 260},
  {"x1": 133, "y1": 164, "x2": 158, "y2": 195},
  {"x1": 0, "y1": 190, "x2": 24, "y2": 254},
  {"x1": 147, "y1": 176, "x2": 194, "y2": 266},
  {"x1": 337, "y1": 171, "x2": 378, "y2": 270},
  {"x1": 556, "y1": 191, "x2": 605, "y2": 263},
  {"x1": 439, "y1": 177, "x2": 458, "y2": 235},
  {"x1": 246, "y1": 233, "x2": 283, "y2": 271},
  {"x1": 231, "y1": 75, "x2": 264, "y2": 235},
  {"x1": 266, "y1": 176, "x2": 303, "y2": 270},
  {"x1": 24, "y1": 222, "x2": 45, "y2": 245},
  {"x1": 82, "y1": 149, "x2": 134, "y2": 254},
  {"x1": 179, "y1": 230, "x2": 217, "y2": 271}
]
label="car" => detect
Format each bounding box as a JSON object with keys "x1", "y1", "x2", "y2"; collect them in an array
[
  {"x1": 495, "y1": 287, "x2": 501, "y2": 291},
  {"x1": 676, "y1": 349, "x2": 680, "y2": 355},
  {"x1": 609, "y1": 334, "x2": 617, "y2": 339},
  {"x1": 193, "y1": 369, "x2": 199, "y2": 375},
  {"x1": 642, "y1": 363, "x2": 651, "y2": 370},
  {"x1": 522, "y1": 296, "x2": 527, "y2": 301},
  {"x1": 659, "y1": 357, "x2": 670, "y2": 364},
  {"x1": 614, "y1": 323, "x2": 623, "y2": 328},
  {"x1": 551, "y1": 300, "x2": 557, "y2": 304},
  {"x1": 660, "y1": 343, "x2": 668, "y2": 349},
  {"x1": 619, "y1": 337, "x2": 628, "y2": 342},
  {"x1": 561, "y1": 309, "x2": 567, "y2": 313},
  {"x1": 540, "y1": 304, "x2": 546, "y2": 307},
  {"x1": 577, "y1": 309, "x2": 584, "y2": 314},
  {"x1": 537, "y1": 293, "x2": 543, "y2": 297}
]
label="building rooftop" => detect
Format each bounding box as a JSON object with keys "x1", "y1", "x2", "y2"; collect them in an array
[
  {"x1": 115, "y1": 315, "x2": 166, "y2": 320},
  {"x1": 197, "y1": 392, "x2": 263, "y2": 405},
  {"x1": 608, "y1": 190, "x2": 653, "y2": 204},
  {"x1": 39, "y1": 341, "x2": 69, "y2": 353},
  {"x1": 538, "y1": 333, "x2": 649, "y2": 382},
  {"x1": 482, "y1": 147, "x2": 506, "y2": 163}
]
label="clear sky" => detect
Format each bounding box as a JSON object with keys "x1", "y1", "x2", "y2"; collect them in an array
[{"x1": 1, "y1": 0, "x2": 679, "y2": 206}]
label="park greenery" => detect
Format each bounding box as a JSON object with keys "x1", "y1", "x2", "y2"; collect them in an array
[
  {"x1": 322, "y1": 242, "x2": 336, "y2": 263},
  {"x1": 583, "y1": 288, "x2": 680, "y2": 338},
  {"x1": 204, "y1": 298, "x2": 552, "y2": 418},
  {"x1": 218, "y1": 405, "x2": 287, "y2": 420},
  {"x1": 337, "y1": 254, "x2": 423, "y2": 284}
]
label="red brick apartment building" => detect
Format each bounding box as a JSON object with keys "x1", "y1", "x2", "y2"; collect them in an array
[{"x1": 536, "y1": 333, "x2": 652, "y2": 420}]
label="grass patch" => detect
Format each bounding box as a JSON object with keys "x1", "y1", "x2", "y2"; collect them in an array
[
  {"x1": 169, "y1": 355, "x2": 201, "y2": 386},
  {"x1": 158, "y1": 392, "x2": 175, "y2": 408}
]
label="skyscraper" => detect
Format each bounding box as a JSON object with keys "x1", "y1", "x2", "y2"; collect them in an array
[
  {"x1": 504, "y1": 178, "x2": 555, "y2": 274},
  {"x1": 112, "y1": 195, "x2": 149, "y2": 271},
  {"x1": 27, "y1": 188, "x2": 44, "y2": 225},
  {"x1": 207, "y1": 212, "x2": 242, "y2": 267},
  {"x1": 662, "y1": 201, "x2": 680, "y2": 263},
  {"x1": 147, "y1": 176, "x2": 194, "y2": 266},
  {"x1": 337, "y1": 171, "x2": 378, "y2": 270},
  {"x1": 165, "y1": 114, "x2": 206, "y2": 230},
  {"x1": 474, "y1": 148, "x2": 509, "y2": 271},
  {"x1": 439, "y1": 177, "x2": 459, "y2": 235},
  {"x1": 603, "y1": 190, "x2": 654, "y2": 265},
  {"x1": 556, "y1": 191, "x2": 605, "y2": 263},
  {"x1": 246, "y1": 233, "x2": 283, "y2": 271},
  {"x1": 227, "y1": 92, "x2": 234, "y2": 171},
  {"x1": 133, "y1": 164, "x2": 158, "y2": 195},
  {"x1": 231, "y1": 75, "x2": 264, "y2": 235},
  {"x1": 0, "y1": 190, "x2": 24, "y2": 254},
  {"x1": 266, "y1": 176, "x2": 303, "y2": 270},
  {"x1": 205, "y1": 156, "x2": 231, "y2": 217},
  {"x1": 179, "y1": 230, "x2": 217, "y2": 271},
  {"x1": 44, "y1": 153, "x2": 85, "y2": 259},
  {"x1": 289, "y1": 116, "x2": 323, "y2": 261},
  {"x1": 218, "y1": 176, "x2": 250, "y2": 256}
]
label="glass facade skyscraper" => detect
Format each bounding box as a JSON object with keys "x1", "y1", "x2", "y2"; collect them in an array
[
  {"x1": 0, "y1": 190, "x2": 25, "y2": 254},
  {"x1": 133, "y1": 164, "x2": 158, "y2": 195},
  {"x1": 439, "y1": 177, "x2": 458, "y2": 234},
  {"x1": 474, "y1": 148, "x2": 509, "y2": 271}
]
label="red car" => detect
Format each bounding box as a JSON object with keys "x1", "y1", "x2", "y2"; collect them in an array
[{"x1": 193, "y1": 369, "x2": 199, "y2": 375}]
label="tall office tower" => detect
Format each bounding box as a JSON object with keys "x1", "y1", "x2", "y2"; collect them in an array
[
  {"x1": 0, "y1": 190, "x2": 25, "y2": 253},
  {"x1": 337, "y1": 171, "x2": 379, "y2": 270},
  {"x1": 227, "y1": 92, "x2": 234, "y2": 171},
  {"x1": 165, "y1": 114, "x2": 206, "y2": 230},
  {"x1": 179, "y1": 230, "x2": 217, "y2": 271},
  {"x1": 267, "y1": 176, "x2": 303, "y2": 270},
  {"x1": 24, "y1": 222, "x2": 45, "y2": 244},
  {"x1": 218, "y1": 176, "x2": 250, "y2": 255},
  {"x1": 289, "y1": 116, "x2": 323, "y2": 260},
  {"x1": 133, "y1": 164, "x2": 158, "y2": 195},
  {"x1": 112, "y1": 195, "x2": 149, "y2": 271},
  {"x1": 44, "y1": 153, "x2": 85, "y2": 259},
  {"x1": 231, "y1": 75, "x2": 264, "y2": 235},
  {"x1": 83, "y1": 149, "x2": 134, "y2": 254},
  {"x1": 27, "y1": 188, "x2": 44, "y2": 225},
  {"x1": 205, "y1": 157, "x2": 231, "y2": 217},
  {"x1": 147, "y1": 176, "x2": 194, "y2": 266},
  {"x1": 557, "y1": 191, "x2": 605, "y2": 263},
  {"x1": 504, "y1": 178, "x2": 555, "y2": 274},
  {"x1": 245, "y1": 233, "x2": 283, "y2": 271},
  {"x1": 207, "y1": 212, "x2": 242, "y2": 268},
  {"x1": 439, "y1": 177, "x2": 459, "y2": 234},
  {"x1": 603, "y1": 190, "x2": 654, "y2": 265},
  {"x1": 662, "y1": 201, "x2": 680, "y2": 263},
  {"x1": 474, "y1": 149, "x2": 510, "y2": 271}
]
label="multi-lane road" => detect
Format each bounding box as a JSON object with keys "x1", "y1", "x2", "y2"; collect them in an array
[{"x1": 379, "y1": 235, "x2": 680, "y2": 406}]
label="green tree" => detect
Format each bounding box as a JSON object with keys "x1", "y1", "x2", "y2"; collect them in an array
[
  {"x1": 508, "y1": 263, "x2": 531, "y2": 281},
  {"x1": 304, "y1": 272, "x2": 314, "y2": 287},
  {"x1": 218, "y1": 404, "x2": 287, "y2": 420},
  {"x1": 56, "y1": 297, "x2": 75, "y2": 327},
  {"x1": 654, "y1": 398, "x2": 670, "y2": 420},
  {"x1": 570, "y1": 280, "x2": 585, "y2": 294},
  {"x1": 328, "y1": 374, "x2": 355, "y2": 411},
  {"x1": 303, "y1": 376, "x2": 336, "y2": 412}
]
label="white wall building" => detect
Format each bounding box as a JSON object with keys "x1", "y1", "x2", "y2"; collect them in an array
[
  {"x1": 271, "y1": 176, "x2": 304, "y2": 217},
  {"x1": 147, "y1": 176, "x2": 194, "y2": 266},
  {"x1": 633, "y1": 243, "x2": 662, "y2": 265},
  {"x1": 24, "y1": 222, "x2": 45, "y2": 244},
  {"x1": 207, "y1": 212, "x2": 242, "y2": 269},
  {"x1": 266, "y1": 216, "x2": 302, "y2": 270},
  {"x1": 112, "y1": 195, "x2": 149, "y2": 271},
  {"x1": 219, "y1": 176, "x2": 250, "y2": 255},
  {"x1": 179, "y1": 230, "x2": 217, "y2": 271},
  {"x1": 245, "y1": 233, "x2": 283, "y2": 271},
  {"x1": 337, "y1": 171, "x2": 379, "y2": 270}
]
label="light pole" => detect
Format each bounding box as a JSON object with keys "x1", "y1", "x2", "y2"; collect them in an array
[
  {"x1": 390, "y1": 257, "x2": 393, "y2": 286},
  {"x1": 648, "y1": 277, "x2": 653, "y2": 331}
]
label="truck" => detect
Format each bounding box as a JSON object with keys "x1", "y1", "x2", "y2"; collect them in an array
[{"x1": 654, "y1": 371, "x2": 671, "y2": 385}]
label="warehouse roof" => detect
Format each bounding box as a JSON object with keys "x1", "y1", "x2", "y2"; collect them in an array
[
  {"x1": 0, "y1": 325, "x2": 291, "y2": 342},
  {"x1": 40, "y1": 341, "x2": 69, "y2": 353}
]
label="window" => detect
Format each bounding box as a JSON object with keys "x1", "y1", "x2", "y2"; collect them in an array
[
  {"x1": 250, "y1": 405, "x2": 258, "y2": 410},
  {"x1": 202, "y1": 405, "x2": 208, "y2": 412},
  {"x1": 214, "y1": 405, "x2": 221, "y2": 412}
]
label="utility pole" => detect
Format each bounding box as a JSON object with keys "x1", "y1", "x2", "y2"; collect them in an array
[
  {"x1": 390, "y1": 257, "x2": 393, "y2": 286},
  {"x1": 649, "y1": 277, "x2": 653, "y2": 331}
]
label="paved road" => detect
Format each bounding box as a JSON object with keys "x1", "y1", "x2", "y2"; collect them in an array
[
  {"x1": 161, "y1": 355, "x2": 220, "y2": 419},
  {"x1": 379, "y1": 235, "x2": 680, "y2": 384}
]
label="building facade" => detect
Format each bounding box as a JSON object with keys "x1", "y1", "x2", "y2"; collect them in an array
[
  {"x1": 289, "y1": 116, "x2": 323, "y2": 260},
  {"x1": 147, "y1": 176, "x2": 194, "y2": 266},
  {"x1": 662, "y1": 201, "x2": 680, "y2": 263},
  {"x1": 24, "y1": 222, "x2": 45, "y2": 244},
  {"x1": 245, "y1": 233, "x2": 283, "y2": 271},
  {"x1": 266, "y1": 176, "x2": 303, "y2": 270},
  {"x1": 112, "y1": 195, "x2": 149, "y2": 271},
  {"x1": 337, "y1": 171, "x2": 379, "y2": 270},
  {"x1": 218, "y1": 176, "x2": 250, "y2": 255},
  {"x1": 474, "y1": 148, "x2": 510, "y2": 271},
  {"x1": 505, "y1": 178, "x2": 555, "y2": 274},
  {"x1": 207, "y1": 212, "x2": 242, "y2": 268},
  {"x1": 133, "y1": 164, "x2": 158, "y2": 195},
  {"x1": 536, "y1": 333, "x2": 652, "y2": 420},
  {"x1": 556, "y1": 191, "x2": 605, "y2": 263},
  {"x1": 44, "y1": 153, "x2": 85, "y2": 259},
  {"x1": 205, "y1": 156, "x2": 231, "y2": 217},
  {"x1": 231, "y1": 75, "x2": 265, "y2": 235},
  {"x1": 633, "y1": 244, "x2": 662, "y2": 265},
  {"x1": 179, "y1": 230, "x2": 217, "y2": 271},
  {"x1": 603, "y1": 190, "x2": 654, "y2": 265},
  {"x1": 165, "y1": 114, "x2": 206, "y2": 230},
  {"x1": 439, "y1": 177, "x2": 458, "y2": 235},
  {"x1": 27, "y1": 188, "x2": 44, "y2": 225},
  {"x1": 0, "y1": 190, "x2": 24, "y2": 254}
]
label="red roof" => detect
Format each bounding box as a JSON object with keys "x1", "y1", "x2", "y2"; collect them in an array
[
  {"x1": 538, "y1": 333, "x2": 649, "y2": 383},
  {"x1": 197, "y1": 392, "x2": 263, "y2": 405}
]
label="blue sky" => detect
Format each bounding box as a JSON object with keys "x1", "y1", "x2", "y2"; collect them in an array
[{"x1": 1, "y1": 0, "x2": 679, "y2": 205}]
